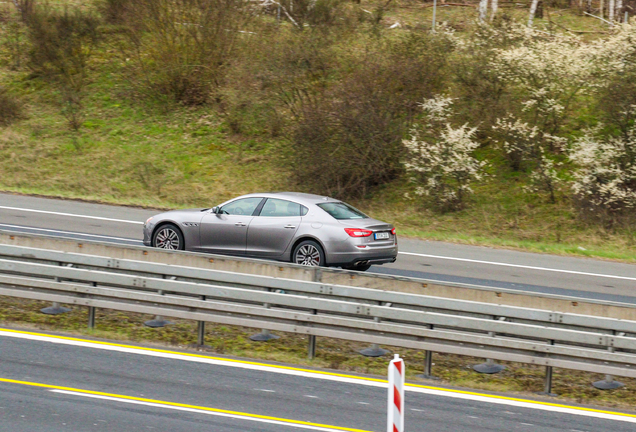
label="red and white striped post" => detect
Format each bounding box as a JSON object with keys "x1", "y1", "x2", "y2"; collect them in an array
[{"x1": 387, "y1": 354, "x2": 405, "y2": 432}]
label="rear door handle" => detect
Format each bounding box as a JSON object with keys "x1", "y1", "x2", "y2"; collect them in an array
[
  {"x1": 235, "y1": 222, "x2": 246, "y2": 227},
  {"x1": 284, "y1": 225, "x2": 296, "y2": 229}
]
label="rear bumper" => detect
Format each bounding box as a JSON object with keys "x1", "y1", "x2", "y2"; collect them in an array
[
  {"x1": 326, "y1": 245, "x2": 398, "y2": 267},
  {"x1": 348, "y1": 256, "x2": 397, "y2": 266}
]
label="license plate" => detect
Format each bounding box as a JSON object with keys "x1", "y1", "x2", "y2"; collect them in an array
[{"x1": 374, "y1": 232, "x2": 389, "y2": 240}]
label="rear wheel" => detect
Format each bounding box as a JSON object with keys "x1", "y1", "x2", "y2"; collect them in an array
[
  {"x1": 343, "y1": 264, "x2": 371, "y2": 272},
  {"x1": 292, "y1": 240, "x2": 324, "y2": 267},
  {"x1": 152, "y1": 224, "x2": 184, "y2": 250}
]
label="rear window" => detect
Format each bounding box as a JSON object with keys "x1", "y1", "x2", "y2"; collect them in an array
[{"x1": 317, "y1": 202, "x2": 368, "y2": 220}]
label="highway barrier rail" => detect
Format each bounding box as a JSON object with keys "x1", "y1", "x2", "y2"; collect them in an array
[{"x1": 1, "y1": 231, "x2": 636, "y2": 389}]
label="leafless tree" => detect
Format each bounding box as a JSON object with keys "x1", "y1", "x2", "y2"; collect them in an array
[{"x1": 528, "y1": 0, "x2": 540, "y2": 26}]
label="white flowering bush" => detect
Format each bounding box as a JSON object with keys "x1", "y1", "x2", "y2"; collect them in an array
[
  {"x1": 492, "y1": 115, "x2": 565, "y2": 203},
  {"x1": 489, "y1": 25, "x2": 596, "y2": 136},
  {"x1": 571, "y1": 127, "x2": 636, "y2": 217},
  {"x1": 587, "y1": 25, "x2": 636, "y2": 136},
  {"x1": 404, "y1": 96, "x2": 485, "y2": 212}
]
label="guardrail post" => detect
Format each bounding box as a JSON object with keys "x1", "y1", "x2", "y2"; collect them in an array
[
  {"x1": 144, "y1": 287, "x2": 172, "y2": 328},
  {"x1": 41, "y1": 301, "x2": 72, "y2": 315},
  {"x1": 88, "y1": 307, "x2": 96, "y2": 329},
  {"x1": 540, "y1": 340, "x2": 556, "y2": 396},
  {"x1": 473, "y1": 316, "x2": 506, "y2": 374},
  {"x1": 192, "y1": 295, "x2": 209, "y2": 348},
  {"x1": 41, "y1": 263, "x2": 72, "y2": 315},
  {"x1": 360, "y1": 303, "x2": 390, "y2": 357},
  {"x1": 250, "y1": 294, "x2": 280, "y2": 341},
  {"x1": 418, "y1": 325, "x2": 439, "y2": 380},
  {"x1": 593, "y1": 331, "x2": 625, "y2": 390},
  {"x1": 197, "y1": 321, "x2": 206, "y2": 345},
  {"x1": 308, "y1": 309, "x2": 317, "y2": 359},
  {"x1": 593, "y1": 374, "x2": 624, "y2": 390}
]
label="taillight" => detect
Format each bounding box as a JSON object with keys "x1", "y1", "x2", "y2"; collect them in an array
[
  {"x1": 345, "y1": 228, "x2": 373, "y2": 237},
  {"x1": 391, "y1": 228, "x2": 396, "y2": 235}
]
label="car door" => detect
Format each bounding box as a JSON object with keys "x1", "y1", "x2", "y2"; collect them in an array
[
  {"x1": 245, "y1": 198, "x2": 305, "y2": 258},
  {"x1": 199, "y1": 197, "x2": 264, "y2": 255}
]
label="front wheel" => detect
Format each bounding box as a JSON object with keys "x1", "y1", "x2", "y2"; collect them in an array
[
  {"x1": 152, "y1": 224, "x2": 185, "y2": 250},
  {"x1": 292, "y1": 240, "x2": 325, "y2": 267}
]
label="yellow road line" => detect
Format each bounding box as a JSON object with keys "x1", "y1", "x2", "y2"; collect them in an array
[
  {"x1": 3, "y1": 327, "x2": 636, "y2": 420},
  {"x1": 0, "y1": 377, "x2": 371, "y2": 432}
]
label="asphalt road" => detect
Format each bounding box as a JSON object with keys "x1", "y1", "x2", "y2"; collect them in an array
[
  {"x1": 1, "y1": 329, "x2": 635, "y2": 432},
  {"x1": 2, "y1": 192, "x2": 636, "y2": 303}
]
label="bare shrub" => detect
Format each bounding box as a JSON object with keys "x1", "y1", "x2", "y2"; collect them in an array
[
  {"x1": 98, "y1": 0, "x2": 131, "y2": 24},
  {"x1": 1, "y1": 7, "x2": 28, "y2": 70},
  {"x1": 291, "y1": 73, "x2": 405, "y2": 199},
  {"x1": 262, "y1": 0, "x2": 349, "y2": 30},
  {"x1": 287, "y1": 32, "x2": 453, "y2": 198},
  {"x1": 26, "y1": 5, "x2": 101, "y2": 131},
  {"x1": 0, "y1": 87, "x2": 24, "y2": 126},
  {"x1": 12, "y1": 0, "x2": 35, "y2": 23},
  {"x1": 123, "y1": 0, "x2": 252, "y2": 106}
]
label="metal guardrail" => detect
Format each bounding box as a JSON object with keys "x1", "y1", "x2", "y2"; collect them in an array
[
  {"x1": 0, "y1": 243, "x2": 636, "y2": 386},
  {"x1": 3, "y1": 231, "x2": 636, "y2": 323}
]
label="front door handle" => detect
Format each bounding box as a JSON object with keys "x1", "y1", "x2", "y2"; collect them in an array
[
  {"x1": 235, "y1": 222, "x2": 246, "y2": 227},
  {"x1": 284, "y1": 225, "x2": 296, "y2": 229}
]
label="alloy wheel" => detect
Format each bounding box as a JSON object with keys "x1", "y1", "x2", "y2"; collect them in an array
[
  {"x1": 295, "y1": 244, "x2": 321, "y2": 266},
  {"x1": 155, "y1": 228, "x2": 180, "y2": 250}
]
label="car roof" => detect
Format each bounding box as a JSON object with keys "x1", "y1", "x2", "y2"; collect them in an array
[{"x1": 238, "y1": 192, "x2": 339, "y2": 206}]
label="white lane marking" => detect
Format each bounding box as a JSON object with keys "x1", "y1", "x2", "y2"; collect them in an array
[
  {"x1": 50, "y1": 390, "x2": 347, "y2": 432},
  {"x1": 2, "y1": 207, "x2": 632, "y2": 283},
  {"x1": 305, "y1": 395, "x2": 318, "y2": 398},
  {"x1": 357, "y1": 402, "x2": 369, "y2": 405},
  {"x1": 3, "y1": 330, "x2": 636, "y2": 425},
  {"x1": 257, "y1": 389, "x2": 276, "y2": 393},
  {"x1": 0, "y1": 224, "x2": 139, "y2": 242},
  {"x1": 0, "y1": 206, "x2": 143, "y2": 225},
  {"x1": 1, "y1": 204, "x2": 632, "y2": 283},
  {"x1": 399, "y1": 252, "x2": 636, "y2": 282}
]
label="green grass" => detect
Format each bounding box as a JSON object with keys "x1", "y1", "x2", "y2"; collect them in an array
[{"x1": 0, "y1": 1, "x2": 630, "y2": 262}]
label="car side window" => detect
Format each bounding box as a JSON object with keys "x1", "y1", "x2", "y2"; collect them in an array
[
  {"x1": 219, "y1": 198, "x2": 263, "y2": 216},
  {"x1": 259, "y1": 199, "x2": 306, "y2": 217}
]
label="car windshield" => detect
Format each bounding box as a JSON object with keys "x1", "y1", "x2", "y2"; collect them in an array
[{"x1": 317, "y1": 202, "x2": 368, "y2": 220}]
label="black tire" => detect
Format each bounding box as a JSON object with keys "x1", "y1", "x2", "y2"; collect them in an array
[
  {"x1": 292, "y1": 240, "x2": 325, "y2": 267},
  {"x1": 152, "y1": 223, "x2": 185, "y2": 250},
  {"x1": 343, "y1": 264, "x2": 372, "y2": 272}
]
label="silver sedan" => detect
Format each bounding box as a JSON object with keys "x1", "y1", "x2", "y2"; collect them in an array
[{"x1": 143, "y1": 192, "x2": 397, "y2": 271}]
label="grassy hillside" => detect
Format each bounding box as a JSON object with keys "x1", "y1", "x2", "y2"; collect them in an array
[{"x1": 1, "y1": 0, "x2": 635, "y2": 261}]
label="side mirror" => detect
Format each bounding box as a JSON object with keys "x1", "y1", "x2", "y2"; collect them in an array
[{"x1": 211, "y1": 206, "x2": 220, "y2": 214}]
